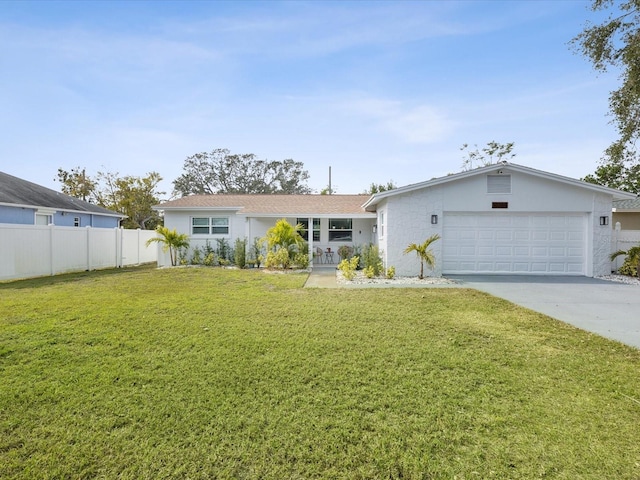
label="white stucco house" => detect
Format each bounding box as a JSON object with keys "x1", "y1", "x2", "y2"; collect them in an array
[{"x1": 155, "y1": 162, "x2": 635, "y2": 277}]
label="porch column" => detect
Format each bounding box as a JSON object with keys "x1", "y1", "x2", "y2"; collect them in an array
[{"x1": 307, "y1": 216, "x2": 314, "y2": 268}]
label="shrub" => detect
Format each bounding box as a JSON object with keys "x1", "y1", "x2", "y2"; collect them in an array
[
  {"x1": 216, "y1": 238, "x2": 232, "y2": 265},
  {"x1": 251, "y1": 237, "x2": 264, "y2": 267},
  {"x1": 386, "y1": 266, "x2": 396, "y2": 279},
  {"x1": 611, "y1": 245, "x2": 640, "y2": 277},
  {"x1": 234, "y1": 238, "x2": 247, "y2": 268},
  {"x1": 190, "y1": 246, "x2": 203, "y2": 265},
  {"x1": 265, "y1": 247, "x2": 291, "y2": 269},
  {"x1": 292, "y1": 252, "x2": 310, "y2": 269},
  {"x1": 361, "y1": 244, "x2": 383, "y2": 276},
  {"x1": 363, "y1": 265, "x2": 376, "y2": 279},
  {"x1": 262, "y1": 219, "x2": 306, "y2": 270},
  {"x1": 338, "y1": 245, "x2": 354, "y2": 261},
  {"x1": 338, "y1": 256, "x2": 360, "y2": 281},
  {"x1": 203, "y1": 252, "x2": 216, "y2": 266},
  {"x1": 619, "y1": 262, "x2": 638, "y2": 277}
]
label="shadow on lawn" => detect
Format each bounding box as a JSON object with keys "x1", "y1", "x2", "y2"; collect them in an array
[{"x1": 0, "y1": 263, "x2": 157, "y2": 290}]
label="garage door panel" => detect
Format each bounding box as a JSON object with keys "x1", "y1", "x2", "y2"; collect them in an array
[
  {"x1": 495, "y1": 262, "x2": 512, "y2": 271},
  {"x1": 550, "y1": 247, "x2": 566, "y2": 257},
  {"x1": 532, "y1": 231, "x2": 548, "y2": 241},
  {"x1": 531, "y1": 263, "x2": 549, "y2": 272},
  {"x1": 532, "y1": 246, "x2": 548, "y2": 256},
  {"x1": 568, "y1": 231, "x2": 583, "y2": 241},
  {"x1": 514, "y1": 246, "x2": 529, "y2": 256},
  {"x1": 568, "y1": 247, "x2": 583, "y2": 257},
  {"x1": 460, "y1": 246, "x2": 476, "y2": 256},
  {"x1": 443, "y1": 213, "x2": 586, "y2": 275},
  {"x1": 496, "y1": 231, "x2": 512, "y2": 241}
]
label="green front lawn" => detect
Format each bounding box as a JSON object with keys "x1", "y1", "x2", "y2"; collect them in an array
[{"x1": 1, "y1": 267, "x2": 639, "y2": 479}]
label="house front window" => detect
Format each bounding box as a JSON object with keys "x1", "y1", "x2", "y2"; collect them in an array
[
  {"x1": 329, "y1": 218, "x2": 352, "y2": 242},
  {"x1": 297, "y1": 218, "x2": 320, "y2": 242},
  {"x1": 192, "y1": 217, "x2": 229, "y2": 235}
]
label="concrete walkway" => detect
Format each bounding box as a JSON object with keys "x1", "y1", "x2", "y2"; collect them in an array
[{"x1": 304, "y1": 266, "x2": 338, "y2": 288}]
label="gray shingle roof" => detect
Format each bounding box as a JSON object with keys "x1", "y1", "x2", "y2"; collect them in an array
[
  {"x1": 0, "y1": 171, "x2": 123, "y2": 217},
  {"x1": 613, "y1": 197, "x2": 640, "y2": 211}
]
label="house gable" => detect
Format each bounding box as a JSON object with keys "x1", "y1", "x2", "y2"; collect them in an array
[{"x1": 364, "y1": 162, "x2": 634, "y2": 211}]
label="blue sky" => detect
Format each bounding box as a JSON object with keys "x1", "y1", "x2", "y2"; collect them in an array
[{"x1": 0, "y1": 0, "x2": 619, "y2": 197}]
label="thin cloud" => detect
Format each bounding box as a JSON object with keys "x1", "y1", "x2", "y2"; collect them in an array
[{"x1": 343, "y1": 97, "x2": 453, "y2": 144}]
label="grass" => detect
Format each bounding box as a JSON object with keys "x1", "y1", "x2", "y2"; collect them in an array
[{"x1": 1, "y1": 266, "x2": 640, "y2": 479}]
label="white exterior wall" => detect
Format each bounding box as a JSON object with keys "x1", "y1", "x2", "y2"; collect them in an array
[
  {"x1": 161, "y1": 211, "x2": 376, "y2": 266},
  {"x1": 377, "y1": 187, "x2": 443, "y2": 278},
  {"x1": 378, "y1": 170, "x2": 615, "y2": 278},
  {"x1": 0, "y1": 224, "x2": 157, "y2": 281}
]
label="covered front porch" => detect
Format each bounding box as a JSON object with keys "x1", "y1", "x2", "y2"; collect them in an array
[{"x1": 243, "y1": 214, "x2": 377, "y2": 267}]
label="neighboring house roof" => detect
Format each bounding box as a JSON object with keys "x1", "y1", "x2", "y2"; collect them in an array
[
  {"x1": 363, "y1": 162, "x2": 636, "y2": 211},
  {"x1": 0, "y1": 171, "x2": 124, "y2": 218},
  {"x1": 155, "y1": 194, "x2": 375, "y2": 217},
  {"x1": 613, "y1": 197, "x2": 640, "y2": 212}
]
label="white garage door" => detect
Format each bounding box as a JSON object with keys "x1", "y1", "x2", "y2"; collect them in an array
[{"x1": 442, "y1": 213, "x2": 586, "y2": 274}]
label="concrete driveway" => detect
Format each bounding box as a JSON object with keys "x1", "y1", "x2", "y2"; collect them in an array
[{"x1": 448, "y1": 275, "x2": 640, "y2": 349}]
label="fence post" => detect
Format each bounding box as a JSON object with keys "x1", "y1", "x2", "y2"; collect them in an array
[
  {"x1": 116, "y1": 227, "x2": 123, "y2": 268},
  {"x1": 613, "y1": 222, "x2": 621, "y2": 272},
  {"x1": 49, "y1": 224, "x2": 55, "y2": 276},
  {"x1": 86, "y1": 226, "x2": 92, "y2": 271}
]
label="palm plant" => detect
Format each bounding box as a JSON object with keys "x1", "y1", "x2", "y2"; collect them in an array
[
  {"x1": 403, "y1": 234, "x2": 441, "y2": 279},
  {"x1": 146, "y1": 226, "x2": 190, "y2": 266},
  {"x1": 262, "y1": 219, "x2": 306, "y2": 269},
  {"x1": 610, "y1": 245, "x2": 640, "y2": 277}
]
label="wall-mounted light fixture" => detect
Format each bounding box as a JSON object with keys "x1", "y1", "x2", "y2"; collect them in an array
[
  {"x1": 599, "y1": 216, "x2": 609, "y2": 226},
  {"x1": 431, "y1": 214, "x2": 438, "y2": 225},
  {"x1": 372, "y1": 224, "x2": 377, "y2": 233}
]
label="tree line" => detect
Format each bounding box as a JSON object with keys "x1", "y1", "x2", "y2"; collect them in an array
[{"x1": 56, "y1": 149, "x2": 401, "y2": 230}]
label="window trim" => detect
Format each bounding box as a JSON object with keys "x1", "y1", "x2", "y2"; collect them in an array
[
  {"x1": 191, "y1": 216, "x2": 230, "y2": 235},
  {"x1": 328, "y1": 218, "x2": 352, "y2": 242},
  {"x1": 296, "y1": 218, "x2": 321, "y2": 242}
]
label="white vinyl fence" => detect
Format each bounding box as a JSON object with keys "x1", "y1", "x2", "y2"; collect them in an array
[
  {"x1": 611, "y1": 227, "x2": 640, "y2": 272},
  {"x1": 0, "y1": 224, "x2": 158, "y2": 281}
]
